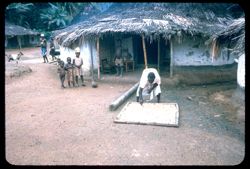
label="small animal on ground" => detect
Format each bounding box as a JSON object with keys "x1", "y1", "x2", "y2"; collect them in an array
[{"x1": 6, "y1": 52, "x2": 24, "y2": 64}]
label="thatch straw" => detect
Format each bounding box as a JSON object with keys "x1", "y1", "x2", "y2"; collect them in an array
[
  {"x1": 5, "y1": 21, "x2": 39, "y2": 36},
  {"x1": 53, "y1": 3, "x2": 243, "y2": 48},
  {"x1": 208, "y1": 17, "x2": 245, "y2": 57}
]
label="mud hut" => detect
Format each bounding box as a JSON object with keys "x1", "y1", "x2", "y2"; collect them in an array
[
  {"x1": 54, "y1": 3, "x2": 244, "y2": 81},
  {"x1": 5, "y1": 21, "x2": 40, "y2": 49},
  {"x1": 209, "y1": 17, "x2": 245, "y2": 89}
]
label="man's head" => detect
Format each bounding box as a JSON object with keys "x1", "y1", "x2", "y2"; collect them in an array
[
  {"x1": 75, "y1": 47, "x2": 80, "y2": 57},
  {"x1": 147, "y1": 72, "x2": 155, "y2": 84},
  {"x1": 41, "y1": 34, "x2": 45, "y2": 38},
  {"x1": 67, "y1": 57, "x2": 71, "y2": 63}
]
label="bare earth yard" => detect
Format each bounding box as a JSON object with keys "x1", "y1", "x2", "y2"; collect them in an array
[{"x1": 5, "y1": 48, "x2": 245, "y2": 165}]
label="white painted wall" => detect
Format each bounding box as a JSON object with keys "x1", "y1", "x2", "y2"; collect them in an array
[
  {"x1": 236, "y1": 54, "x2": 245, "y2": 89},
  {"x1": 173, "y1": 36, "x2": 235, "y2": 66},
  {"x1": 58, "y1": 40, "x2": 98, "y2": 75}
]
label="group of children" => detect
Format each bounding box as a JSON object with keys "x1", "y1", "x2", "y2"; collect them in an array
[
  {"x1": 56, "y1": 46, "x2": 162, "y2": 104},
  {"x1": 57, "y1": 47, "x2": 85, "y2": 88}
]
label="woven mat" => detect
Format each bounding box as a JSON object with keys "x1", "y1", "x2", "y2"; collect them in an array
[{"x1": 114, "y1": 102, "x2": 179, "y2": 127}]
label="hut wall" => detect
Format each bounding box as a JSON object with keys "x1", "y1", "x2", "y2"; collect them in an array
[
  {"x1": 172, "y1": 35, "x2": 235, "y2": 66},
  {"x1": 237, "y1": 54, "x2": 245, "y2": 89},
  {"x1": 170, "y1": 35, "x2": 237, "y2": 84},
  {"x1": 29, "y1": 35, "x2": 40, "y2": 46},
  {"x1": 5, "y1": 35, "x2": 39, "y2": 48}
]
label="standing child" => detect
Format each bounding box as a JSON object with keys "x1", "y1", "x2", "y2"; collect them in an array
[
  {"x1": 40, "y1": 34, "x2": 49, "y2": 63},
  {"x1": 64, "y1": 57, "x2": 75, "y2": 87},
  {"x1": 49, "y1": 37, "x2": 56, "y2": 61},
  {"x1": 57, "y1": 59, "x2": 66, "y2": 88},
  {"x1": 73, "y1": 47, "x2": 85, "y2": 86}
]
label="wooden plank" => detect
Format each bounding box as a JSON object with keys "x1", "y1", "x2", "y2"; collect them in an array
[
  {"x1": 109, "y1": 83, "x2": 139, "y2": 111},
  {"x1": 142, "y1": 35, "x2": 148, "y2": 69},
  {"x1": 114, "y1": 102, "x2": 179, "y2": 127}
]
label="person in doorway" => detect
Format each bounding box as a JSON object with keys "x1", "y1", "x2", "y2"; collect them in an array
[
  {"x1": 64, "y1": 57, "x2": 75, "y2": 87},
  {"x1": 73, "y1": 47, "x2": 85, "y2": 86},
  {"x1": 136, "y1": 68, "x2": 161, "y2": 105},
  {"x1": 114, "y1": 48, "x2": 124, "y2": 77},
  {"x1": 40, "y1": 34, "x2": 48, "y2": 63},
  {"x1": 49, "y1": 37, "x2": 56, "y2": 61}
]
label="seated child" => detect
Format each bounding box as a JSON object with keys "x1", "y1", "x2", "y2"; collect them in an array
[{"x1": 114, "y1": 55, "x2": 124, "y2": 77}]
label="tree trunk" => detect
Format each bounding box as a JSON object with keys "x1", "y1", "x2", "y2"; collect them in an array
[{"x1": 109, "y1": 82, "x2": 139, "y2": 111}]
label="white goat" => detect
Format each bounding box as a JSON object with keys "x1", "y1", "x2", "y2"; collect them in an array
[{"x1": 6, "y1": 51, "x2": 24, "y2": 64}]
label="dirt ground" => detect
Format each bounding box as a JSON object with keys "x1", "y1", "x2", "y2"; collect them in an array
[{"x1": 5, "y1": 48, "x2": 245, "y2": 165}]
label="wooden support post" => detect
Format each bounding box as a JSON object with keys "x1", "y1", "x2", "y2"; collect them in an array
[
  {"x1": 158, "y1": 37, "x2": 160, "y2": 74},
  {"x1": 170, "y1": 38, "x2": 173, "y2": 78},
  {"x1": 17, "y1": 36, "x2": 22, "y2": 50},
  {"x1": 109, "y1": 82, "x2": 139, "y2": 111},
  {"x1": 142, "y1": 35, "x2": 148, "y2": 69},
  {"x1": 90, "y1": 40, "x2": 97, "y2": 88},
  {"x1": 97, "y1": 37, "x2": 100, "y2": 80}
]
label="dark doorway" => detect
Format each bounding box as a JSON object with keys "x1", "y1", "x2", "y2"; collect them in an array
[
  {"x1": 133, "y1": 35, "x2": 158, "y2": 65},
  {"x1": 133, "y1": 35, "x2": 170, "y2": 75},
  {"x1": 146, "y1": 40, "x2": 158, "y2": 65},
  {"x1": 160, "y1": 38, "x2": 170, "y2": 75},
  {"x1": 7, "y1": 36, "x2": 18, "y2": 48}
]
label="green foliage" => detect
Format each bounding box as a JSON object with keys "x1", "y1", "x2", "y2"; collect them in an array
[
  {"x1": 5, "y1": 2, "x2": 112, "y2": 32},
  {"x1": 5, "y1": 3, "x2": 34, "y2": 27},
  {"x1": 6, "y1": 3, "x2": 34, "y2": 12},
  {"x1": 40, "y1": 3, "x2": 70, "y2": 30}
]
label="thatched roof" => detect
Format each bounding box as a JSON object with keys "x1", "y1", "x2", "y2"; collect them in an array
[
  {"x1": 209, "y1": 17, "x2": 245, "y2": 56},
  {"x1": 54, "y1": 3, "x2": 243, "y2": 48},
  {"x1": 5, "y1": 22, "x2": 40, "y2": 36}
]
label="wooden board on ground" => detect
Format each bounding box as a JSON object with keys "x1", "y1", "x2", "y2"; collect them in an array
[{"x1": 114, "y1": 102, "x2": 179, "y2": 127}]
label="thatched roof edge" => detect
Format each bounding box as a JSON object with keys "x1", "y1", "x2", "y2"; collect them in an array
[
  {"x1": 54, "y1": 3, "x2": 243, "y2": 48},
  {"x1": 5, "y1": 22, "x2": 40, "y2": 36}
]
